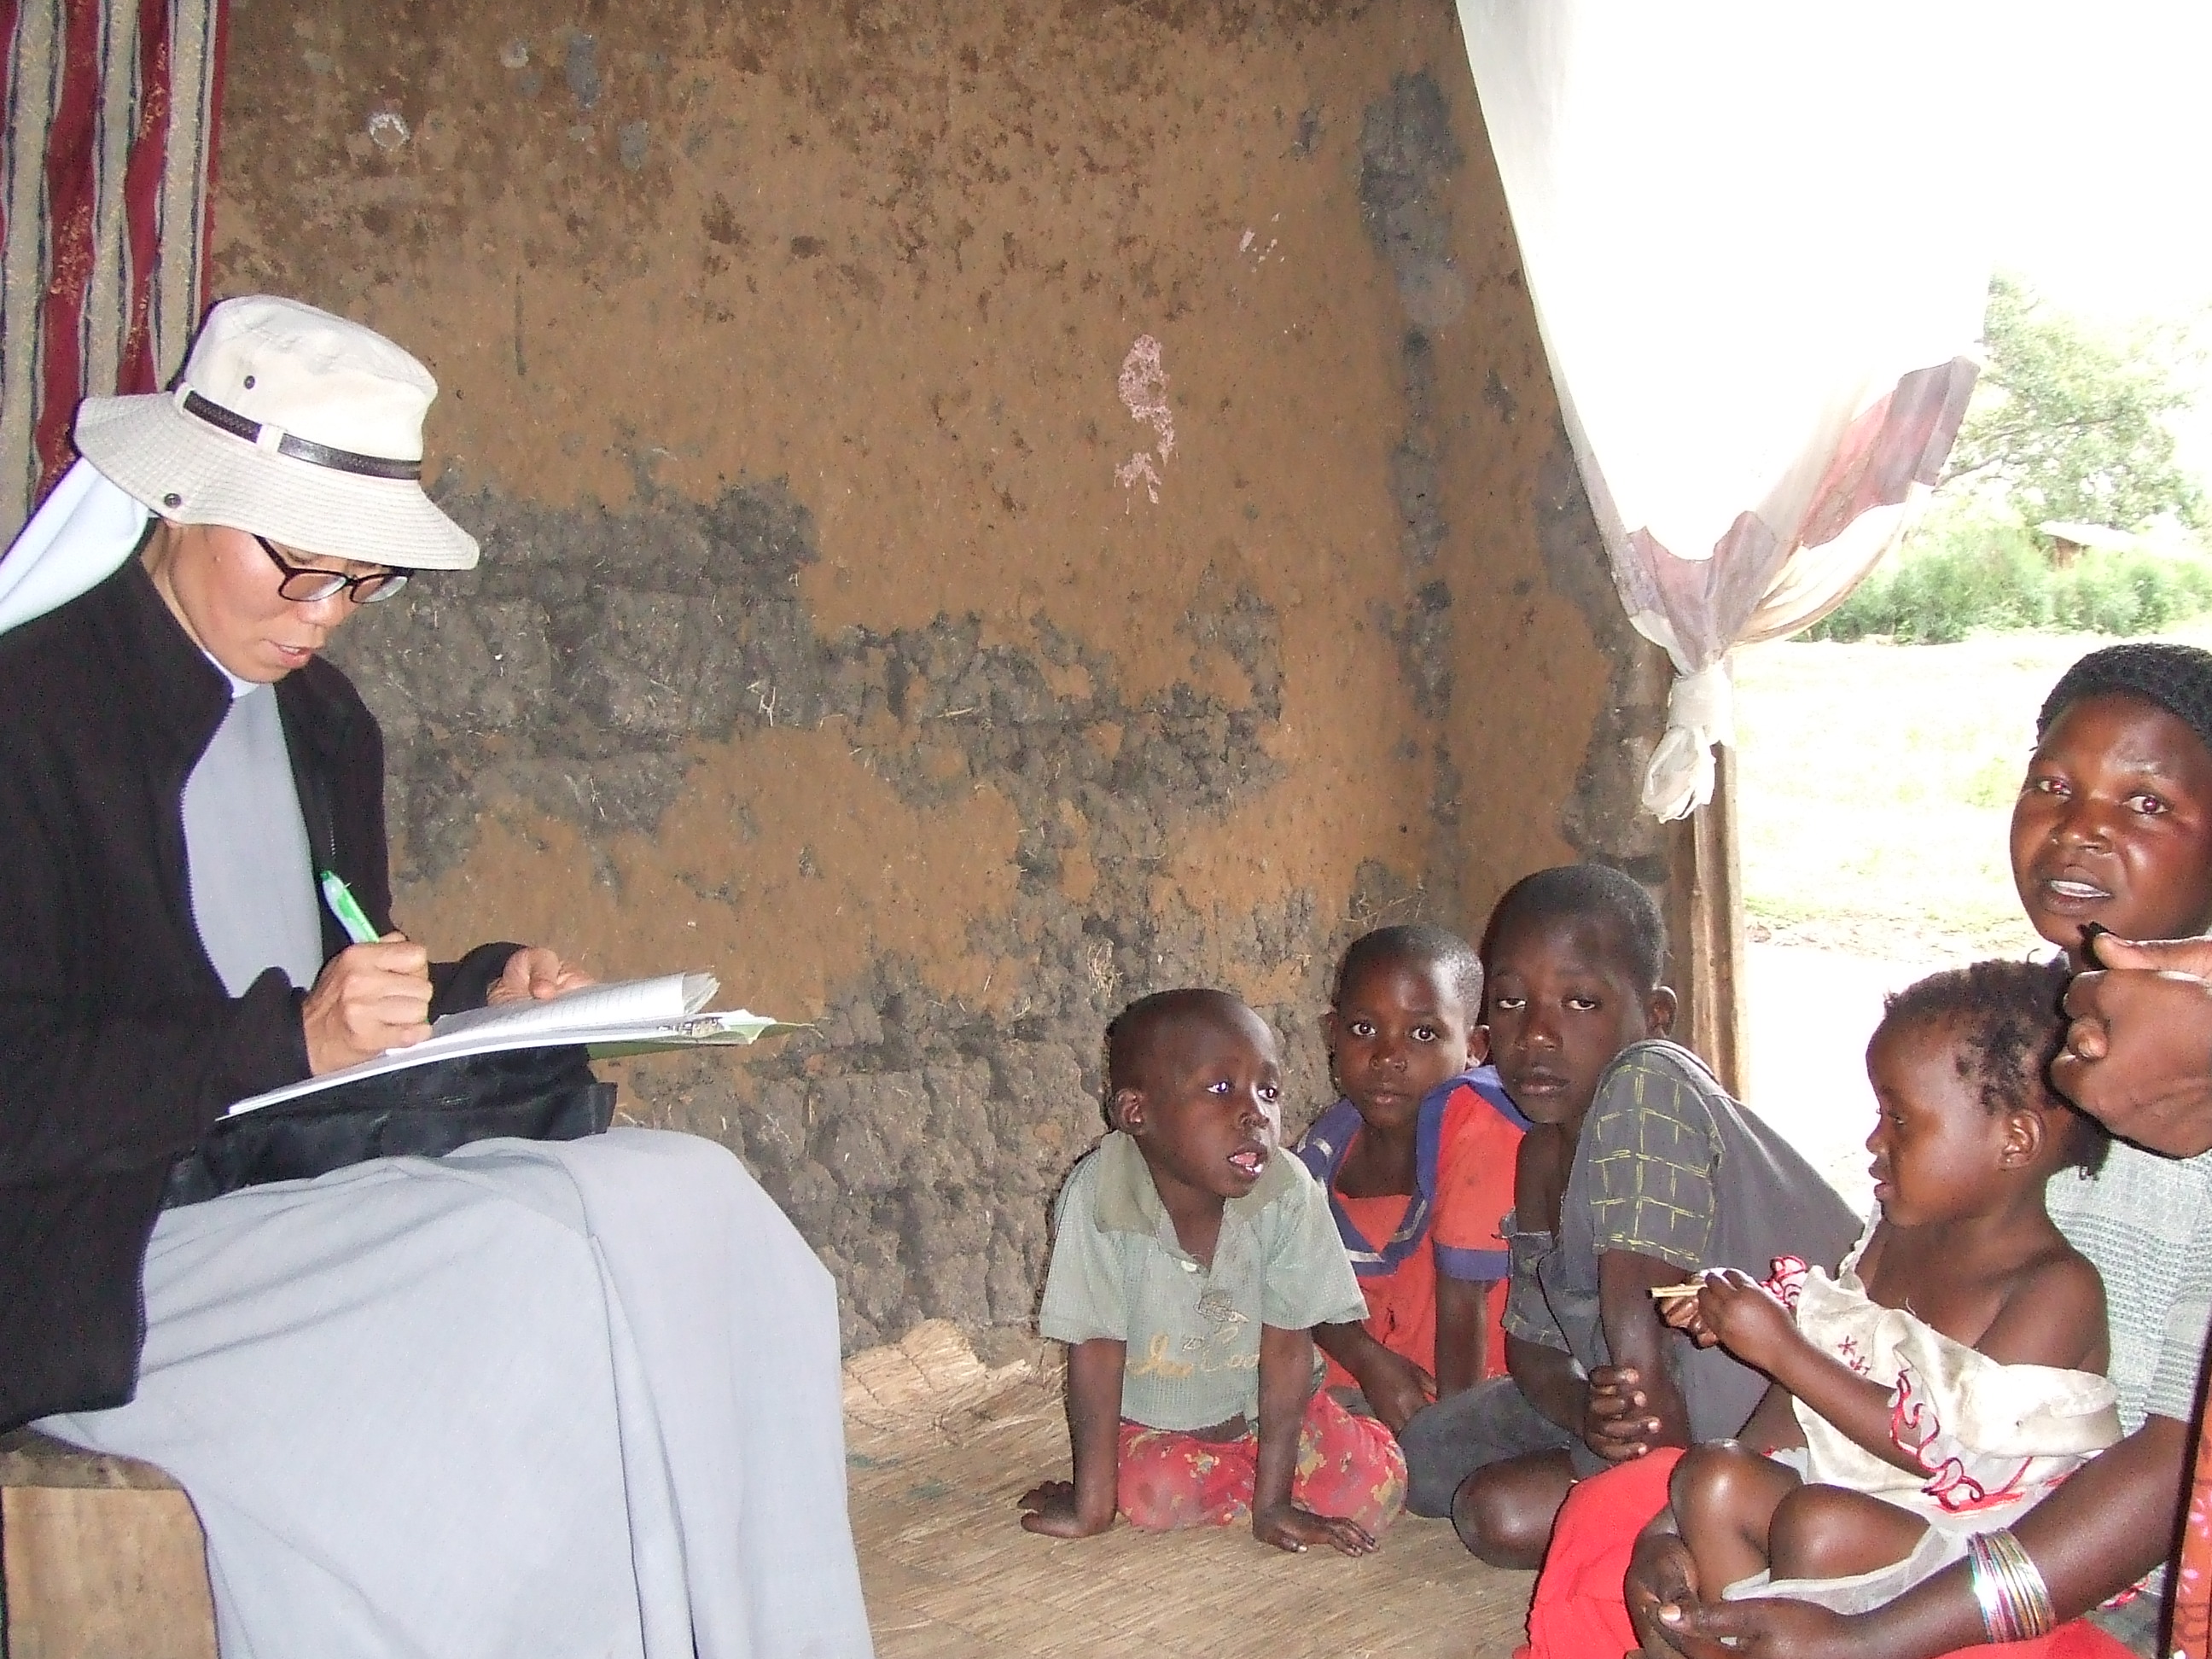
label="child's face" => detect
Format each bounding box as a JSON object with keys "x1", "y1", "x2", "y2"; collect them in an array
[
  {"x1": 2011, "y1": 692, "x2": 2212, "y2": 960},
  {"x1": 1326, "y1": 955, "x2": 1487, "y2": 1134},
  {"x1": 1482, "y1": 914, "x2": 1672, "y2": 1129},
  {"x1": 1863, "y1": 1015, "x2": 2023, "y2": 1228},
  {"x1": 1121, "y1": 1005, "x2": 1284, "y2": 1208}
]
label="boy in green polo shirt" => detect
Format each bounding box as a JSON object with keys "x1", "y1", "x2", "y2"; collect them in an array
[{"x1": 1016, "y1": 988, "x2": 1408, "y2": 1553}]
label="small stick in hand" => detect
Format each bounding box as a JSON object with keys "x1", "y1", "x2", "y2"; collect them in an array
[{"x1": 1648, "y1": 1278, "x2": 1707, "y2": 1301}]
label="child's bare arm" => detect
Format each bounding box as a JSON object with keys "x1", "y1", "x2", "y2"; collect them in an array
[
  {"x1": 1693, "y1": 1270, "x2": 1926, "y2": 1475},
  {"x1": 1507, "y1": 1332, "x2": 1587, "y2": 1432},
  {"x1": 1433, "y1": 1274, "x2": 1491, "y2": 1399},
  {"x1": 1737, "y1": 1380, "x2": 1807, "y2": 1452},
  {"x1": 1975, "y1": 1253, "x2": 2109, "y2": 1374},
  {"x1": 1251, "y1": 1324, "x2": 1378, "y2": 1557},
  {"x1": 1313, "y1": 1319, "x2": 1435, "y2": 1431},
  {"x1": 1018, "y1": 1337, "x2": 1124, "y2": 1537},
  {"x1": 1596, "y1": 1249, "x2": 1699, "y2": 1452}
]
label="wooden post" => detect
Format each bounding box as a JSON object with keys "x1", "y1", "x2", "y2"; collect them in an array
[{"x1": 1669, "y1": 741, "x2": 1748, "y2": 1100}]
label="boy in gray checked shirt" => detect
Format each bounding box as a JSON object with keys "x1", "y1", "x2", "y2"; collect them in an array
[
  {"x1": 1396, "y1": 865, "x2": 1856, "y2": 1563},
  {"x1": 1016, "y1": 988, "x2": 1409, "y2": 1552}
]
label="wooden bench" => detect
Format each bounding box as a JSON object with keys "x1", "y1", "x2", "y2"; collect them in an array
[{"x1": 0, "y1": 1428, "x2": 216, "y2": 1659}]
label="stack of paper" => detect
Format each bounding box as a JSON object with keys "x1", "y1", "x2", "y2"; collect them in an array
[{"x1": 225, "y1": 973, "x2": 793, "y2": 1117}]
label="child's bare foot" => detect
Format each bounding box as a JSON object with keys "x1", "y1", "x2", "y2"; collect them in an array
[
  {"x1": 1253, "y1": 1501, "x2": 1378, "y2": 1557},
  {"x1": 1016, "y1": 1479, "x2": 1114, "y2": 1538}
]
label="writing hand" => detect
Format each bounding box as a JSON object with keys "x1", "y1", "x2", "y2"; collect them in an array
[
  {"x1": 2053, "y1": 936, "x2": 2212, "y2": 1157},
  {"x1": 1691, "y1": 1270, "x2": 1799, "y2": 1372},
  {"x1": 1016, "y1": 1479, "x2": 1115, "y2": 1539},
  {"x1": 487, "y1": 945, "x2": 596, "y2": 1007},
  {"x1": 302, "y1": 937, "x2": 432, "y2": 1074},
  {"x1": 1252, "y1": 1501, "x2": 1377, "y2": 1557},
  {"x1": 1585, "y1": 1365, "x2": 1658, "y2": 1461}
]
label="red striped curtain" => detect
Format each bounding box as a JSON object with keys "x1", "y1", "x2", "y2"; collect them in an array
[{"x1": 0, "y1": 0, "x2": 227, "y2": 535}]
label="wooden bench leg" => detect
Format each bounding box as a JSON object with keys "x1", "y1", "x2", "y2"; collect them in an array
[{"x1": 3, "y1": 1484, "x2": 218, "y2": 1659}]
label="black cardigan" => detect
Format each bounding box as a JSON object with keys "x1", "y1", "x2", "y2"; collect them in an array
[{"x1": 0, "y1": 560, "x2": 511, "y2": 1429}]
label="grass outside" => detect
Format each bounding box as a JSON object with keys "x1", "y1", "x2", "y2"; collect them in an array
[{"x1": 1734, "y1": 618, "x2": 2212, "y2": 958}]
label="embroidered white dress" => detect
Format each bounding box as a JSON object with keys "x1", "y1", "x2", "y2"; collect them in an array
[{"x1": 1726, "y1": 1221, "x2": 2122, "y2": 1615}]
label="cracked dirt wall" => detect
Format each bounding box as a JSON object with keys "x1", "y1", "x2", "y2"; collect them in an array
[{"x1": 215, "y1": 0, "x2": 1668, "y2": 1348}]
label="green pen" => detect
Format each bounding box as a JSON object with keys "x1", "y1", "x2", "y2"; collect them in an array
[{"x1": 319, "y1": 870, "x2": 382, "y2": 946}]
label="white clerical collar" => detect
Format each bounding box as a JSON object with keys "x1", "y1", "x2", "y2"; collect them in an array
[{"x1": 200, "y1": 649, "x2": 260, "y2": 701}]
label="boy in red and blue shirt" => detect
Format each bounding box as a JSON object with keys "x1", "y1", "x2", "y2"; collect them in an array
[{"x1": 1301, "y1": 925, "x2": 1528, "y2": 1432}]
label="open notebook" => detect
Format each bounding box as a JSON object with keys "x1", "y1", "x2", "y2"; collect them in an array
[{"x1": 224, "y1": 971, "x2": 794, "y2": 1116}]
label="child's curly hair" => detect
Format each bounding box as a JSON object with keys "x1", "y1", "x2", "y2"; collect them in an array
[{"x1": 1879, "y1": 958, "x2": 2109, "y2": 1174}]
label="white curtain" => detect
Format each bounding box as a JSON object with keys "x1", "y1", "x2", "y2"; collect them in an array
[{"x1": 1458, "y1": 2, "x2": 1992, "y2": 818}]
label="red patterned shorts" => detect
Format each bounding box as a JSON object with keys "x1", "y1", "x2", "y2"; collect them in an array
[{"x1": 1115, "y1": 1388, "x2": 1406, "y2": 1534}]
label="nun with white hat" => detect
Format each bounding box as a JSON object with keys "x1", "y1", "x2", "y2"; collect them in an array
[{"x1": 0, "y1": 297, "x2": 873, "y2": 1658}]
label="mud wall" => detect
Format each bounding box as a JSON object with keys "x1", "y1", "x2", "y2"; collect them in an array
[{"x1": 215, "y1": 0, "x2": 1669, "y2": 1349}]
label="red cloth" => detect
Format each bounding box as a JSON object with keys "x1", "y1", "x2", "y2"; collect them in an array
[
  {"x1": 2174, "y1": 1412, "x2": 2212, "y2": 1658},
  {"x1": 1325, "y1": 1192, "x2": 1510, "y2": 1389},
  {"x1": 1522, "y1": 1451, "x2": 2132, "y2": 1659},
  {"x1": 1318, "y1": 1081, "x2": 1521, "y2": 1390},
  {"x1": 6, "y1": 0, "x2": 228, "y2": 510},
  {"x1": 1525, "y1": 1448, "x2": 1684, "y2": 1659},
  {"x1": 1115, "y1": 1387, "x2": 1406, "y2": 1534}
]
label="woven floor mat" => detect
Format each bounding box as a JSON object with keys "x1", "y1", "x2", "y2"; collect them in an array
[{"x1": 841, "y1": 1323, "x2": 1535, "y2": 1658}]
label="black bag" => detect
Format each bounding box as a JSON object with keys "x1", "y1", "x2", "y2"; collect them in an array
[{"x1": 161, "y1": 1045, "x2": 614, "y2": 1208}]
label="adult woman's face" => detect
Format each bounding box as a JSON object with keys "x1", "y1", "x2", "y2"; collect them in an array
[
  {"x1": 2010, "y1": 691, "x2": 2212, "y2": 961},
  {"x1": 142, "y1": 521, "x2": 375, "y2": 683}
]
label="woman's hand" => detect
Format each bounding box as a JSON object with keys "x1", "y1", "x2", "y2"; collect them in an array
[
  {"x1": 2054, "y1": 936, "x2": 2212, "y2": 1157},
  {"x1": 1650, "y1": 1593, "x2": 1860, "y2": 1659},
  {"x1": 1626, "y1": 1528, "x2": 1706, "y2": 1658},
  {"x1": 302, "y1": 937, "x2": 432, "y2": 1073},
  {"x1": 1691, "y1": 1270, "x2": 1800, "y2": 1373},
  {"x1": 486, "y1": 946, "x2": 594, "y2": 1006}
]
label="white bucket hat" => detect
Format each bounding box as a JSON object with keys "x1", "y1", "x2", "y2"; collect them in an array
[{"x1": 73, "y1": 294, "x2": 478, "y2": 570}]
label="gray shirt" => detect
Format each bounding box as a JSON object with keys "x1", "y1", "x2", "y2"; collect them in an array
[
  {"x1": 181, "y1": 676, "x2": 323, "y2": 996},
  {"x1": 1504, "y1": 1040, "x2": 1860, "y2": 1452},
  {"x1": 2045, "y1": 1138, "x2": 2212, "y2": 1435}
]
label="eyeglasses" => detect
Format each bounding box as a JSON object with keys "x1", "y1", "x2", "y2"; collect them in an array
[{"x1": 254, "y1": 534, "x2": 409, "y2": 605}]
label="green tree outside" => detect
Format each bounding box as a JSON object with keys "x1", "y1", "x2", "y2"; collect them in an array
[{"x1": 1943, "y1": 274, "x2": 2205, "y2": 533}]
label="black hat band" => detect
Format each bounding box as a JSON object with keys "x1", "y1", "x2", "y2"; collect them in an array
[{"x1": 182, "y1": 390, "x2": 423, "y2": 482}]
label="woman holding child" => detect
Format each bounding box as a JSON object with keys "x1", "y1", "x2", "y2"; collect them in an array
[
  {"x1": 1663, "y1": 960, "x2": 2119, "y2": 1615},
  {"x1": 1599, "y1": 642, "x2": 2212, "y2": 1659}
]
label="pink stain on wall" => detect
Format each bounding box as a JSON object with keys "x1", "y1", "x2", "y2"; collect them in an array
[{"x1": 1115, "y1": 334, "x2": 1174, "y2": 504}]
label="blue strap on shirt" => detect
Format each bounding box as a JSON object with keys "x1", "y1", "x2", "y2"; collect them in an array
[{"x1": 1295, "y1": 1067, "x2": 1528, "y2": 1279}]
